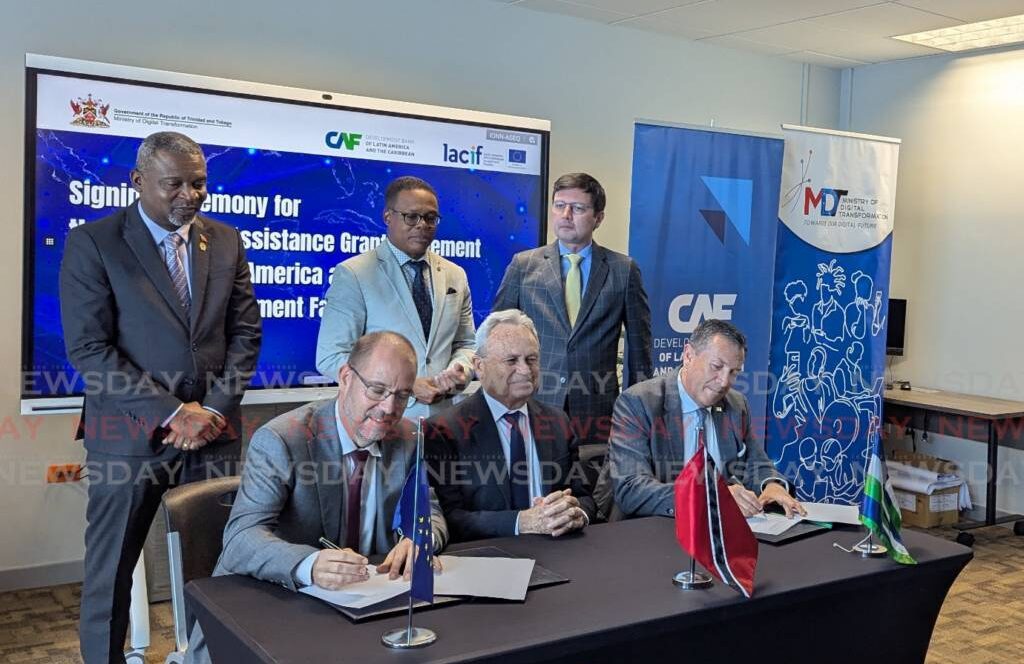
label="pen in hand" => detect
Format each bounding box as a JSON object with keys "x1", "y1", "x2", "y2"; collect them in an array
[{"x1": 318, "y1": 537, "x2": 341, "y2": 550}]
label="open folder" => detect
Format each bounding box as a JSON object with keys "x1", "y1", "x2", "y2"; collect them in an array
[{"x1": 300, "y1": 546, "x2": 568, "y2": 622}]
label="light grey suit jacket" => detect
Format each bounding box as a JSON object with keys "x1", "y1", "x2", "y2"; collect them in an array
[
  {"x1": 187, "y1": 399, "x2": 447, "y2": 664},
  {"x1": 316, "y1": 240, "x2": 476, "y2": 421},
  {"x1": 602, "y1": 374, "x2": 787, "y2": 519},
  {"x1": 493, "y1": 241, "x2": 651, "y2": 444}
]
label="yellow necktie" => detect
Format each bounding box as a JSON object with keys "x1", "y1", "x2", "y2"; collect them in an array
[{"x1": 565, "y1": 253, "x2": 583, "y2": 326}]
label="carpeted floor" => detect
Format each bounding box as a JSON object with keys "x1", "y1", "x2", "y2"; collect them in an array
[{"x1": 1, "y1": 525, "x2": 1022, "y2": 663}]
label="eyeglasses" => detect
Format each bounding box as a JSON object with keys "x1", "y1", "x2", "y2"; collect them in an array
[
  {"x1": 388, "y1": 208, "x2": 442, "y2": 227},
  {"x1": 349, "y1": 365, "x2": 417, "y2": 408},
  {"x1": 551, "y1": 201, "x2": 593, "y2": 215}
]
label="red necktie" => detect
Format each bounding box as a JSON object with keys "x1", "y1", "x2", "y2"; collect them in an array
[{"x1": 344, "y1": 449, "x2": 370, "y2": 551}]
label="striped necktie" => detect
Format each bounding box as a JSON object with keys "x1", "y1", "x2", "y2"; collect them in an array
[{"x1": 163, "y1": 233, "x2": 191, "y2": 312}]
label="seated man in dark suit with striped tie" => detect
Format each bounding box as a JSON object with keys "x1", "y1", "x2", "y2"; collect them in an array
[{"x1": 427, "y1": 309, "x2": 597, "y2": 542}]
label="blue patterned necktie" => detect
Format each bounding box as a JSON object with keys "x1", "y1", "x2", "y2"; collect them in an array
[
  {"x1": 408, "y1": 260, "x2": 432, "y2": 341},
  {"x1": 163, "y1": 233, "x2": 190, "y2": 313},
  {"x1": 503, "y1": 411, "x2": 531, "y2": 510}
]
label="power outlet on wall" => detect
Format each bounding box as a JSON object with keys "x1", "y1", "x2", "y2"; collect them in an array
[{"x1": 47, "y1": 464, "x2": 83, "y2": 483}]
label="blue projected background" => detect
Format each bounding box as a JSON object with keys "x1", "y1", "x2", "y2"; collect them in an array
[{"x1": 28, "y1": 130, "x2": 545, "y2": 396}]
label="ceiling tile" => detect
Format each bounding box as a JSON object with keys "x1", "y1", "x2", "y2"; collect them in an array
[
  {"x1": 642, "y1": 0, "x2": 888, "y2": 36},
  {"x1": 618, "y1": 14, "x2": 718, "y2": 39},
  {"x1": 569, "y1": 0, "x2": 704, "y2": 16},
  {"x1": 739, "y1": 20, "x2": 942, "y2": 62},
  {"x1": 894, "y1": 0, "x2": 1024, "y2": 22},
  {"x1": 702, "y1": 34, "x2": 802, "y2": 55},
  {"x1": 809, "y1": 2, "x2": 961, "y2": 36},
  {"x1": 782, "y1": 50, "x2": 870, "y2": 66},
  {"x1": 514, "y1": 0, "x2": 633, "y2": 23}
]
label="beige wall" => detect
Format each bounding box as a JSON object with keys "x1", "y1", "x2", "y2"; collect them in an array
[
  {"x1": 848, "y1": 46, "x2": 1024, "y2": 515},
  {"x1": 0, "y1": 0, "x2": 839, "y2": 583}
]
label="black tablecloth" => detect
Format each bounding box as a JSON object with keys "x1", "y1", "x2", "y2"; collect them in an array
[{"x1": 187, "y1": 518, "x2": 971, "y2": 664}]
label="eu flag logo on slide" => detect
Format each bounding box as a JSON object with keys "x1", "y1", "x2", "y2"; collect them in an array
[
  {"x1": 392, "y1": 463, "x2": 434, "y2": 602},
  {"x1": 508, "y1": 149, "x2": 527, "y2": 164}
]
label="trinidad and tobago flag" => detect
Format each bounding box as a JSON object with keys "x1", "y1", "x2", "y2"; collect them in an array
[{"x1": 674, "y1": 437, "x2": 759, "y2": 597}]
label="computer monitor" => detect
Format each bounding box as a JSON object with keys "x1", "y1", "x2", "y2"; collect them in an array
[{"x1": 886, "y1": 298, "x2": 907, "y2": 356}]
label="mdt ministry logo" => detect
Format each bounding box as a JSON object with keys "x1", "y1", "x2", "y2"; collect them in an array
[
  {"x1": 443, "y1": 143, "x2": 482, "y2": 165},
  {"x1": 325, "y1": 131, "x2": 362, "y2": 150},
  {"x1": 698, "y1": 176, "x2": 752, "y2": 245},
  {"x1": 804, "y1": 187, "x2": 848, "y2": 216}
]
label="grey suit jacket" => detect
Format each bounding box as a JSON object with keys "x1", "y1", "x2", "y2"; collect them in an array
[
  {"x1": 59, "y1": 203, "x2": 261, "y2": 455},
  {"x1": 213, "y1": 399, "x2": 448, "y2": 590},
  {"x1": 603, "y1": 374, "x2": 787, "y2": 519},
  {"x1": 315, "y1": 239, "x2": 476, "y2": 421},
  {"x1": 493, "y1": 241, "x2": 651, "y2": 443}
]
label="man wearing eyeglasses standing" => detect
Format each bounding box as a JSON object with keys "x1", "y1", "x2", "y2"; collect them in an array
[
  {"x1": 494, "y1": 173, "x2": 652, "y2": 453},
  {"x1": 316, "y1": 176, "x2": 476, "y2": 421},
  {"x1": 187, "y1": 331, "x2": 447, "y2": 664}
]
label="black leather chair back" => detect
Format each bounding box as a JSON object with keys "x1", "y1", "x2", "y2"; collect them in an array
[{"x1": 162, "y1": 476, "x2": 240, "y2": 584}]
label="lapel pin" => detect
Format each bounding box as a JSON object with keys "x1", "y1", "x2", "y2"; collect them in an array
[{"x1": 199, "y1": 234, "x2": 208, "y2": 252}]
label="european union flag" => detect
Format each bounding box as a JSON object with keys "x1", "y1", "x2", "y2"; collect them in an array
[
  {"x1": 508, "y1": 149, "x2": 527, "y2": 164},
  {"x1": 392, "y1": 462, "x2": 434, "y2": 602}
]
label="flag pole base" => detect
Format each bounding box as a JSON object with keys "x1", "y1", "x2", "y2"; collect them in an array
[
  {"x1": 381, "y1": 626, "x2": 437, "y2": 649},
  {"x1": 672, "y1": 571, "x2": 713, "y2": 589},
  {"x1": 852, "y1": 541, "x2": 888, "y2": 558}
]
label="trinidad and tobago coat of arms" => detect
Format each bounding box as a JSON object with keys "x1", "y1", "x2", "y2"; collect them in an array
[{"x1": 70, "y1": 94, "x2": 110, "y2": 128}]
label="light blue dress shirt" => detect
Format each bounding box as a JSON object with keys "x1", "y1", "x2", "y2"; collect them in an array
[
  {"x1": 558, "y1": 241, "x2": 593, "y2": 299},
  {"x1": 293, "y1": 407, "x2": 381, "y2": 587},
  {"x1": 677, "y1": 372, "x2": 725, "y2": 472},
  {"x1": 138, "y1": 204, "x2": 192, "y2": 297},
  {"x1": 387, "y1": 238, "x2": 434, "y2": 305}
]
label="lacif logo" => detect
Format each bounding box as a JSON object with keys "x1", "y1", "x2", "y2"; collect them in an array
[
  {"x1": 443, "y1": 143, "x2": 483, "y2": 165},
  {"x1": 325, "y1": 131, "x2": 362, "y2": 150},
  {"x1": 804, "y1": 187, "x2": 848, "y2": 216}
]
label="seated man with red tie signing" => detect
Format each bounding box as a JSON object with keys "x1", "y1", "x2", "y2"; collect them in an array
[{"x1": 186, "y1": 331, "x2": 447, "y2": 664}]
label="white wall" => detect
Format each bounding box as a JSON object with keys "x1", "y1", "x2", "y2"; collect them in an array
[
  {"x1": 0, "y1": 0, "x2": 839, "y2": 584},
  {"x1": 848, "y1": 46, "x2": 1024, "y2": 515}
]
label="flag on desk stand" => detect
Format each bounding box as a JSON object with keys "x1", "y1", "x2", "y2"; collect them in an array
[
  {"x1": 392, "y1": 445, "x2": 435, "y2": 603},
  {"x1": 674, "y1": 439, "x2": 759, "y2": 598},
  {"x1": 859, "y1": 431, "x2": 916, "y2": 565}
]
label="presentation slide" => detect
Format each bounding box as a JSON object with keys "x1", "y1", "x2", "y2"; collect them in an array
[{"x1": 24, "y1": 63, "x2": 548, "y2": 403}]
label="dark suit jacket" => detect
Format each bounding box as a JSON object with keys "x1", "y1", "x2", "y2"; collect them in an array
[
  {"x1": 602, "y1": 374, "x2": 787, "y2": 519},
  {"x1": 426, "y1": 391, "x2": 596, "y2": 542},
  {"x1": 493, "y1": 241, "x2": 651, "y2": 443},
  {"x1": 59, "y1": 203, "x2": 261, "y2": 455}
]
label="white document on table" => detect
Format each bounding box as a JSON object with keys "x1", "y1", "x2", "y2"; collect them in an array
[
  {"x1": 300, "y1": 572, "x2": 410, "y2": 609},
  {"x1": 435, "y1": 556, "x2": 535, "y2": 601},
  {"x1": 747, "y1": 512, "x2": 803, "y2": 536},
  {"x1": 800, "y1": 502, "x2": 861, "y2": 525}
]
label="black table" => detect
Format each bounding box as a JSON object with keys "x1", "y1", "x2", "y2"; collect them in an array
[{"x1": 187, "y1": 518, "x2": 972, "y2": 664}]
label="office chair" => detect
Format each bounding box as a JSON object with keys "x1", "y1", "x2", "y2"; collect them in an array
[{"x1": 161, "y1": 476, "x2": 240, "y2": 664}]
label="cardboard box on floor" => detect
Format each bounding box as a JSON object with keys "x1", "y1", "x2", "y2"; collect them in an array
[{"x1": 888, "y1": 450, "x2": 962, "y2": 528}]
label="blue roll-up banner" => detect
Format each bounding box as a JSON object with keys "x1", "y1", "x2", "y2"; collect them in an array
[
  {"x1": 629, "y1": 123, "x2": 783, "y2": 423},
  {"x1": 765, "y1": 125, "x2": 900, "y2": 504}
]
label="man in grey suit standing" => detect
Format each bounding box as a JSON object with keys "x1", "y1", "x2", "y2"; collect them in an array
[
  {"x1": 493, "y1": 173, "x2": 651, "y2": 447},
  {"x1": 60, "y1": 132, "x2": 261, "y2": 664},
  {"x1": 605, "y1": 319, "x2": 805, "y2": 520},
  {"x1": 187, "y1": 331, "x2": 447, "y2": 663},
  {"x1": 316, "y1": 176, "x2": 475, "y2": 421}
]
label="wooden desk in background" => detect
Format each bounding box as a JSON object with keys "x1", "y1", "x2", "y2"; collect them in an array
[{"x1": 883, "y1": 387, "x2": 1024, "y2": 544}]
